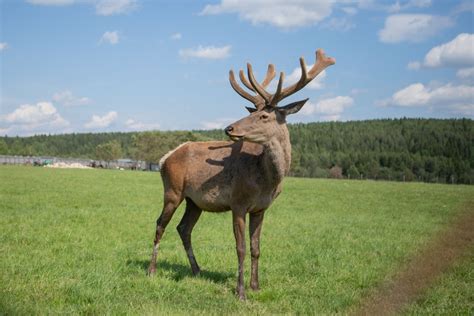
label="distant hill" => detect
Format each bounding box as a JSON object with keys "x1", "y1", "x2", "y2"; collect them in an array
[{"x1": 1, "y1": 118, "x2": 472, "y2": 184}]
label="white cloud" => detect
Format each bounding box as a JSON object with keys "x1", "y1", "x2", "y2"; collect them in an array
[
  {"x1": 179, "y1": 45, "x2": 231, "y2": 60},
  {"x1": 0, "y1": 42, "x2": 8, "y2": 51},
  {"x1": 423, "y1": 33, "x2": 474, "y2": 68},
  {"x1": 52, "y1": 90, "x2": 91, "y2": 107},
  {"x1": 85, "y1": 111, "x2": 118, "y2": 129},
  {"x1": 95, "y1": 0, "x2": 137, "y2": 16},
  {"x1": 457, "y1": 67, "x2": 474, "y2": 79},
  {"x1": 378, "y1": 14, "x2": 453, "y2": 43},
  {"x1": 199, "y1": 1, "x2": 435, "y2": 29},
  {"x1": 5, "y1": 102, "x2": 63, "y2": 124},
  {"x1": 201, "y1": 118, "x2": 235, "y2": 130},
  {"x1": 1, "y1": 102, "x2": 69, "y2": 134},
  {"x1": 388, "y1": 0, "x2": 431, "y2": 13},
  {"x1": 171, "y1": 33, "x2": 182, "y2": 40},
  {"x1": 390, "y1": 83, "x2": 431, "y2": 106},
  {"x1": 299, "y1": 96, "x2": 353, "y2": 121},
  {"x1": 380, "y1": 82, "x2": 474, "y2": 116},
  {"x1": 26, "y1": 0, "x2": 74, "y2": 5},
  {"x1": 200, "y1": 0, "x2": 335, "y2": 29},
  {"x1": 100, "y1": 31, "x2": 119, "y2": 45},
  {"x1": 125, "y1": 119, "x2": 160, "y2": 131},
  {"x1": 357, "y1": 0, "x2": 431, "y2": 12},
  {"x1": 26, "y1": 0, "x2": 137, "y2": 15}
]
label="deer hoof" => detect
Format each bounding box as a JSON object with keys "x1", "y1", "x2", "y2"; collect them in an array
[
  {"x1": 236, "y1": 288, "x2": 246, "y2": 301},
  {"x1": 147, "y1": 266, "x2": 156, "y2": 276},
  {"x1": 250, "y1": 283, "x2": 260, "y2": 291}
]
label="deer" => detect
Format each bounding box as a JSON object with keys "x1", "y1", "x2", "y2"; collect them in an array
[{"x1": 147, "y1": 49, "x2": 335, "y2": 300}]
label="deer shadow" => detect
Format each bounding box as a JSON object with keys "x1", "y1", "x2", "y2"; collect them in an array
[
  {"x1": 201, "y1": 141, "x2": 265, "y2": 191},
  {"x1": 126, "y1": 259, "x2": 234, "y2": 284}
]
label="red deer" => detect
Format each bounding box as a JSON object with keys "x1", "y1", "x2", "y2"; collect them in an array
[{"x1": 147, "y1": 49, "x2": 335, "y2": 300}]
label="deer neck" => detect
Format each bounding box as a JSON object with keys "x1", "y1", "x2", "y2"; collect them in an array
[{"x1": 261, "y1": 126, "x2": 291, "y2": 184}]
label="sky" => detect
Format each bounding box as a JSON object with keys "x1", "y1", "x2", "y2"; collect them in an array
[{"x1": 0, "y1": 0, "x2": 473, "y2": 136}]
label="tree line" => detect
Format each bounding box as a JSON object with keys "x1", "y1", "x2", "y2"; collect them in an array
[{"x1": 1, "y1": 118, "x2": 472, "y2": 184}]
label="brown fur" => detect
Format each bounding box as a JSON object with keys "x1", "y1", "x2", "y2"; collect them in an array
[{"x1": 161, "y1": 140, "x2": 283, "y2": 213}]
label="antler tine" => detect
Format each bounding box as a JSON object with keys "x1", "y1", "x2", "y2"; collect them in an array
[
  {"x1": 229, "y1": 70, "x2": 258, "y2": 104},
  {"x1": 299, "y1": 57, "x2": 308, "y2": 83},
  {"x1": 270, "y1": 71, "x2": 285, "y2": 107},
  {"x1": 261, "y1": 64, "x2": 276, "y2": 88},
  {"x1": 239, "y1": 63, "x2": 276, "y2": 91},
  {"x1": 247, "y1": 63, "x2": 272, "y2": 104},
  {"x1": 230, "y1": 69, "x2": 266, "y2": 110},
  {"x1": 233, "y1": 64, "x2": 278, "y2": 111},
  {"x1": 275, "y1": 49, "x2": 335, "y2": 104},
  {"x1": 308, "y1": 49, "x2": 336, "y2": 77},
  {"x1": 239, "y1": 69, "x2": 254, "y2": 91}
]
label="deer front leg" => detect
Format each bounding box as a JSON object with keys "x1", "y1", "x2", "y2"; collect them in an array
[
  {"x1": 232, "y1": 210, "x2": 247, "y2": 300},
  {"x1": 249, "y1": 211, "x2": 264, "y2": 291}
]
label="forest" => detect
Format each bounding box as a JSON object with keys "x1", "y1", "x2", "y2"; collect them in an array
[{"x1": 1, "y1": 118, "x2": 473, "y2": 184}]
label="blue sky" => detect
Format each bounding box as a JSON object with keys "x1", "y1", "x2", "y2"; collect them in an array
[{"x1": 0, "y1": 0, "x2": 473, "y2": 136}]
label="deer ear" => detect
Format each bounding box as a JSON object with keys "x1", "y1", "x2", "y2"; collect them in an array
[
  {"x1": 246, "y1": 106, "x2": 258, "y2": 113},
  {"x1": 277, "y1": 98, "x2": 309, "y2": 116}
]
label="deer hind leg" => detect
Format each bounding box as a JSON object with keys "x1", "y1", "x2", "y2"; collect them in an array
[
  {"x1": 148, "y1": 191, "x2": 182, "y2": 275},
  {"x1": 249, "y1": 211, "x2": 264, "y2": 291},
  {"x1": 177, "y1": 198, "x2": 203, "y2": 276}
]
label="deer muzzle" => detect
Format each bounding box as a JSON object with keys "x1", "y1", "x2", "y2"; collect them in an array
[{"x1": 225, "y1": 125, "x2": 244, "y2": 142}]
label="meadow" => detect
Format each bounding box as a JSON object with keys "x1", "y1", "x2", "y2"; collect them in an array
[{"x1": 0, "y1": 165, "x2": 472, "y2": 315}]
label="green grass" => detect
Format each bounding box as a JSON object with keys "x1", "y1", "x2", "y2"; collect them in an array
[
  {"x1": 404, "y1": 252, "x2": 474, "y2": 315},
  {"x1": 0, "y1": 165, "x2": 472, "y2": 314}
]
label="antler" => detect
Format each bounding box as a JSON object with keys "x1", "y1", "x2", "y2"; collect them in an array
[
  {"x1": 271, "y1": 49, "x2": 335, "y2": 106},
  {"x1": 229, "y1": 49, "x2": 335, "y2": 110},
  {"x1": 229, "y1": 64, "x2": 276, "y2": 111}
]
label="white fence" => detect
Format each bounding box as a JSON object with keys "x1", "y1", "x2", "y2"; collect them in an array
[{"x1": 0, "y1": 155, "x2": 148, "y2": 170}]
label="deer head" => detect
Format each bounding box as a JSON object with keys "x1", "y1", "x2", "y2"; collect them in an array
[{"x1": 225, "y1": 49, "x2": 335, "y2": 144}]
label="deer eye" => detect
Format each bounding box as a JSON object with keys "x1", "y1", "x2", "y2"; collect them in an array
[{"x1": 260, "y1": 113, "x2": 269, "y2": 120}]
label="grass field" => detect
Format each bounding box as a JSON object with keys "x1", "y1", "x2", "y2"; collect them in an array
[{"x1": 1, "y1": 165, "x2": 473, "y2": 314}]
